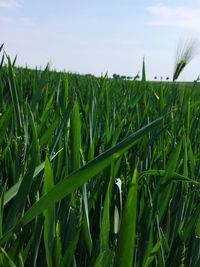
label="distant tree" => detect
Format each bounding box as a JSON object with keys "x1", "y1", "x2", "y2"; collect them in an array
[
  {"x1": 85, "y1": 73, "x2": 95, "y2": 78},
  {"x1": 113, "y1": 73, "x2": 120, "y2": 79},
  {"x1": 154, "y1": 76, "x2": 157, "y2": 80},
  {"x1": 166, "y1": 77, "x2": 169, "y2": 80}
]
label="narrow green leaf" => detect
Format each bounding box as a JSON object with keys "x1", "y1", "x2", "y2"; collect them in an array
[
  {"x1": 184, "y1": 205, "x2": 200, "y2": 242},
  {"x1": 59, "y1": 230, "x2": 80, "y2": 267},
  {"x1": 7, "y1": 56, "x2": 22, "y2": 131},
  {"x1": 142, "y1": 56, "x2": 146, "y2": 82},
  {"x1": 43, "y1": 155, "x2": 55, "y2": 267},
  {"x1": 39, "y1": 117, "x2": 60, "y2": 147},
  {"x1": 37, "y1": 92, "x2": 55, "y2": 134},
  {"x1": 70, "y1": 100, "x2": 81, "y2": 171},
  {"x1": 0, "y1": 247, "x2": 17, "y2": 267},
  {"x1": 53, "y1": 220, "x2": 62, "y2": 267},
  {"x1": 143, "y1": 241, "x2": 161, "y2": 267},
  {"x1": 195, "y1": 213, "x2": 200, "y2": 238},
  {"x1": 99, "y1": 176, "x2": 112, "y2": 252}
]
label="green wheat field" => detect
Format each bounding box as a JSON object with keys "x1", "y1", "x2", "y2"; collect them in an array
[{"x1": 0, "y1": 43, "x2": 200, "y2": 267}]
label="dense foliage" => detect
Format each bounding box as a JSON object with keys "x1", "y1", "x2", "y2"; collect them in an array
[{"x1": 0, "y1": 52, "x2": 200, "y2": 267}]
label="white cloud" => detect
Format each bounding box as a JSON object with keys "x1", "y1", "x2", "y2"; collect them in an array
[
  {"x1": 147, "y1": 4, "x2": 200, "y2": 30},
  {"x1": 0, "y1": 0, "x2": 21, "y2": 8}
]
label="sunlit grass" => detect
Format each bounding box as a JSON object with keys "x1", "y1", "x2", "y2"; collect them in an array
[{"x1": 0, "y1": 47, "x2": 199, "y2": 267}]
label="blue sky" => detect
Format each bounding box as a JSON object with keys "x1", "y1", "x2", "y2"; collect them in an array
[{"x1": 1, "y1": 0, "x2": 200, "y2": 80}]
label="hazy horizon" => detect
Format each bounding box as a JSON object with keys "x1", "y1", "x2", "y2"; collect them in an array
[{"x1": 1, "y1": 0, "x2": 200, "y2": 81}]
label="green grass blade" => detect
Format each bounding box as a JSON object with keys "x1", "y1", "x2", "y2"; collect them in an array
[
  {"x1": 99, "y1": 176, "x2": 112, "y2": 252},
  {"x1": 7, "y1": 56, "x2": 22, "y2": 131},
  {"x1": 70, "y1": 100, "x2": 81, "y2": 171},
  {"x1": 43, "y1": 155, "x2": 55, "y2": 267},
  {"x1": 143, "y1": 241, "x2": 161, "y2": 267}
]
